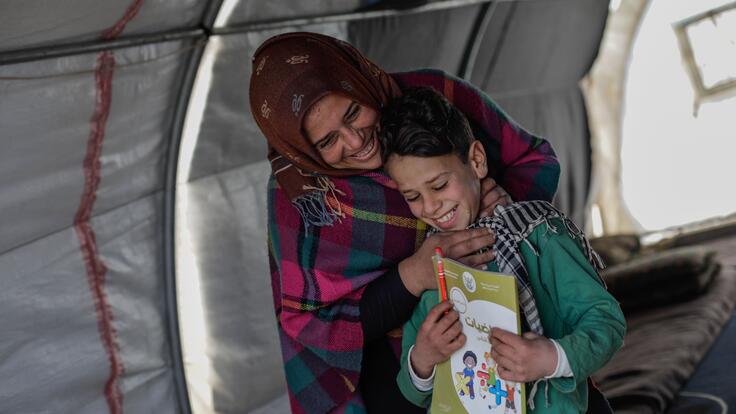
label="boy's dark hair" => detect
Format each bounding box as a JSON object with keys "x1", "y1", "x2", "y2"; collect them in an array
[
  {"x1": 379, "y1": 87, "x2": 474, "y2": 164},
  {"x1": 462, "y1": 350, "x2": 477, "y2": 364}
]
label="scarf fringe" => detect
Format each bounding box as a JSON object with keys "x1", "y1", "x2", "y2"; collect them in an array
[
  {"x1": 293, "y1": 191, "x2": 338, "y2": 231},
  {"x1": 496, "y1": 201, "x2": 606, "y2": 273},
  {"x1": 527, "y1": 378, "x2": 551, "y2": 410},
  {"x1": 562, "y1": 217, "x2": 606, "y2": 272},
  {"x1": 522, "y1": 237, "x2": 540, "y2": 256},
  {"x1": 294, "y1": 176, "x2": 346, "y2": 231}
]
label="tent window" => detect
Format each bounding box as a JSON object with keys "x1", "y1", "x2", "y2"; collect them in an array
[
  {"x1": 618, "y1": 0, "x2": 736, "y2": 231},
  {"x1": 674, "y1": 2, "x2": 736, "y2": 115}
]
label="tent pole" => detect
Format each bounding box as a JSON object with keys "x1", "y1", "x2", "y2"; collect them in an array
[
  {"x1": 202, "y1": 0, "x2": 226, "y2": 31},
  {"x1": 458, "y1": 1, "x2": 497, "y2": 80},
  {"x1": 162, "y1": 36, "x2": 207, "y2": 414},
  {"x1": 210, "y1": 0, "x2": 530, "y2": 35},
  {"x1": 480, "y1": 1, "x2": 518, "y2": 91}
]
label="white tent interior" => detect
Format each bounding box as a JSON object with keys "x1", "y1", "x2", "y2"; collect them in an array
[{"x1": 2, "y1": 1, "x2": 735, "y2": 413}]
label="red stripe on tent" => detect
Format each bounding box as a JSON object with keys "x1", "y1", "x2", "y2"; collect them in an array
[
  {"x1": 74, "y1": 50, "x2": 124, "y2": 414},
  {"x1": 102, "y1": 0, "x2": 146, "y2": 40},
  {"x1": 75, "y1": 2, "x2": 146, "y2": 412}
]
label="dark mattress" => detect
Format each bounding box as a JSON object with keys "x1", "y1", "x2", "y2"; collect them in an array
[
  {"x1": 592, "y1": 234, "x2": 736, "y2": 414},
  {"x1": 666, "y1": 312, "x2": 736, "y2": 414}
]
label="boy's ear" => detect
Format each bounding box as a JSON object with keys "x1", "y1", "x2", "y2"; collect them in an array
[{"x1": 468, "y1": 140, "x2": 488, "y2": 179}]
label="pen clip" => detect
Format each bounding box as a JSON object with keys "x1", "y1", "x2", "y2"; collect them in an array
[{"x1": 435, "y1": 247, "x2": 448, "y2": 303}]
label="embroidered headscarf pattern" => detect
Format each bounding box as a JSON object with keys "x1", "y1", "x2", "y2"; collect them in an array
[
  {"x1": 255, "y1": 55, "x2": 268, "y2": 76},
  {"x1": 291, "y1": 94, "x2": 304, "y2": 116},
  {"x1": 286, "y1": 54, "x2": 309, "y2": 64},
  {"x1": 260, "y1": 100, "x2": 271, "y2": 119}
]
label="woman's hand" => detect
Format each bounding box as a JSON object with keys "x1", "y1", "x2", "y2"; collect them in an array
[
  {"x1": 399, "y1": 228, "x2": 495, "y2": 296},
  {"x1": 479, "y1": 178, "x2": 512, "y2": 218},
  {"x1": 411, "y1": 301, "x2": 466, "y2": 379},
  {"x1": 489, "y1": 328, "x2": 557, "y2": 382}
]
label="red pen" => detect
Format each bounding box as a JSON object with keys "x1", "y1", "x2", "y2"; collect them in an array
[{"x1": 435, "y1": 247, "x2": 448, "y2": 302}]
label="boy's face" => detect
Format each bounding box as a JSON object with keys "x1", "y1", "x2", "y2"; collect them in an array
[{"x1": 385, "y1": 141, "x2": 487, "y2": 231}]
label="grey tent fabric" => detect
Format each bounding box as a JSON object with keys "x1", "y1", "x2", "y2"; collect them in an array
[
  {"x1": 348, "y1": 5, "x2": 482, "y2": 74},
  {"x1": 177, "y1": 22, "x2": 348, "y2": 413},
  {"x1": 0, "y1": 196, "x2": 177, "y2": 413},
  {"x1": 0, "y1": 39, "x2": 191, "y2": 412},
  {"x1": 0, "y1": 39, "x2": 190, "y2": 279},
  {"x1": 468, "y1": 0, "x2": 609, "y2": 225},
  {"x1": 180, "y1": 161, "x2": 283, "y2": 413},
  {"x1": 0, "y1": 1, "x2": 609, "y2": 413}
]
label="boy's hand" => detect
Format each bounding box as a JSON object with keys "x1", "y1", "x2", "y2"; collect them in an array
[
  {"x1": 489, "y1": 328, "x2": 557, "y2": 382},
  {"x1": 399, "y1": 228, "x2": 495, "y2": 296},
  {"x1": 479, "y1": 178, "x2": 512, "y2": 218},
  {"x1": 411, "y1": 301, "x2": 466, "y2": 378}
]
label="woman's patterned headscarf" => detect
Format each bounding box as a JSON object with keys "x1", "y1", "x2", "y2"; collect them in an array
[{"x1": 249, "y1": 32, "x2": 402, "y2": 225}]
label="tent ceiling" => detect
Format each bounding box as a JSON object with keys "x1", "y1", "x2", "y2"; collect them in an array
[
  {"x1": 221, "y1": 0, "x2": 364, "y2": 27},
  {"x1": 0, "y1": 0, "x2": 206, "y2": 53}
]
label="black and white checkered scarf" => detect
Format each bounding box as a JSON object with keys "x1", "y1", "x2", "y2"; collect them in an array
[{"x1": 428, "y1": 200, "x2": 605, "y2": 335}]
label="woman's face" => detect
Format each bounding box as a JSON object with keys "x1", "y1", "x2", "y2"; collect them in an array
[{"x1": 302, "y1": 93, "x2": 382, "y2": 170}]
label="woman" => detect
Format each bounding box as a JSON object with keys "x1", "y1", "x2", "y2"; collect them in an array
[{"x1": 249, "y1": 32, "x2": 559, "y2": 414}]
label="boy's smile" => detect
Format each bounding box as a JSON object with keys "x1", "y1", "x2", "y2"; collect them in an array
[{"x1": 384, "y1": 141, "x2": 487, "y2": 232}]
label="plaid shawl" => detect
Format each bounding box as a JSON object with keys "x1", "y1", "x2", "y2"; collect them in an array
[{"x1": 267, "y1": 70, "x2": 560, "y2": 414}]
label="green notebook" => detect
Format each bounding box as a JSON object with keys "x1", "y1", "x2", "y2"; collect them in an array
[{"x1": 430, "y1": 256, "x2": 526, "y2": 414}]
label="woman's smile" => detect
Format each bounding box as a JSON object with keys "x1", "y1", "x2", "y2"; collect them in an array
[
  {"x1": 303, "y1": 93, "x2": 382, "y2": 170},
  {"x1": 348, "y1": 133, "x2": 378, "y2": 161}
]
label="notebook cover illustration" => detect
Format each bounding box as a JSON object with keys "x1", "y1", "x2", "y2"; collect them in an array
[{"x1": 430, "y1": 256, "x2": 526, "y2": 414}]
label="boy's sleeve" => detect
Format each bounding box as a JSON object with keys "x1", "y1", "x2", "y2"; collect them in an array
[
  {"x1": 533, "y1": 227, "x2": 627, "y2": 394},
  {"x1": 397, "y1": 291, "x2": 436, "y2": 408}
]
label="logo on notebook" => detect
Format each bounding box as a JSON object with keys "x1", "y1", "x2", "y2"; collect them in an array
[
  {"x1": 450, "y1": 287, "x2": 468, "y2": 314},
  {"x1": 462, "y1": 271, "x2": 476, "y2": 293}
]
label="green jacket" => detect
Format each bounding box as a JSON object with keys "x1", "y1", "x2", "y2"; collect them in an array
[{"x1": 397, "y1": 218, "x2": 626, "y2": 413}]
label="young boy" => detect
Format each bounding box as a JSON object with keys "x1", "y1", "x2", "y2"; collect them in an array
[{"x1": 378, "y1": 87, "x2": 626, "y2": 413}]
